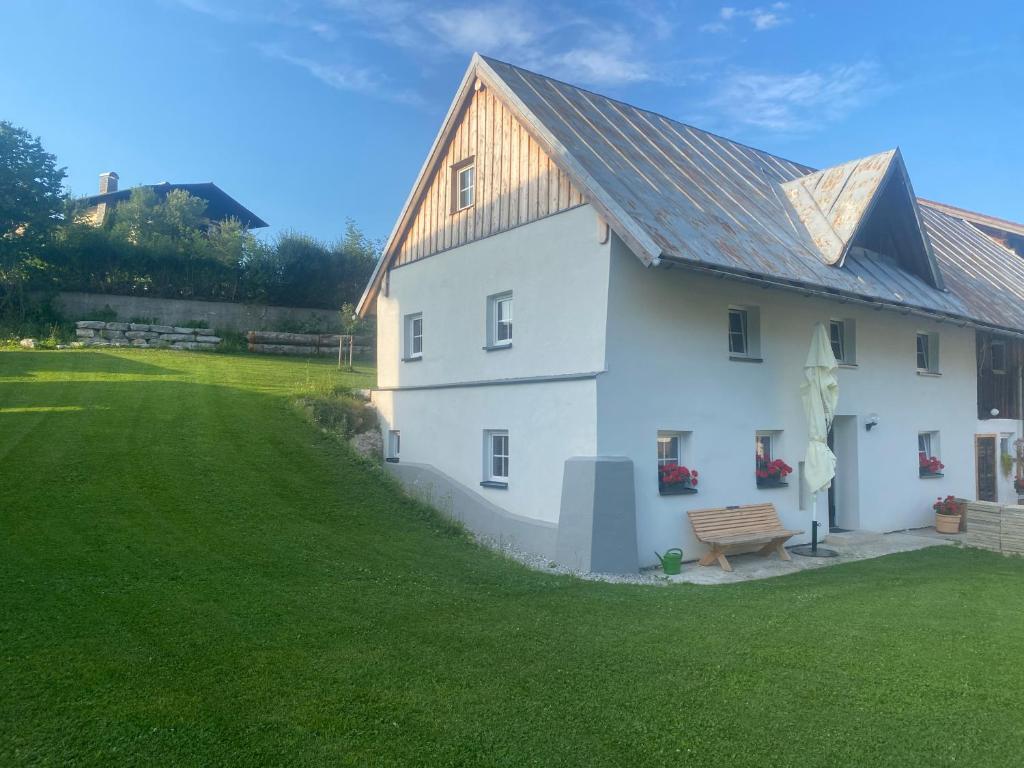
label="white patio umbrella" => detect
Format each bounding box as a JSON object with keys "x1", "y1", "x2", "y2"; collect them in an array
[{"x1": 796, "y1": 322, "x2": 839, "y2": 556}]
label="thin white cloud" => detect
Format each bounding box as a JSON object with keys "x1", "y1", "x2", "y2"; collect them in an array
[
  {"x1": 702, "y1": 3, "x2": 791, "y2": 33},
  {"x1": 257, "y1": 43, "x2": 423, "y2": 105},
  {"x1": 707, "y1": 60, "x2": 886, "y2": 132}
]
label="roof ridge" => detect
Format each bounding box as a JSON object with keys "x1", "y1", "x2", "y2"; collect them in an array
[{"x1": 477, "y1": 53, "x2": 816, "y2": 175}]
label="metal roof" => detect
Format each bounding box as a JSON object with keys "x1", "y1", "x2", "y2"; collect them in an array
[
  {"x1": 479, "y1": 55, "x2": 1024, "y2": 334},
  {"x1": 82, "y1": 182, "x2": 268, "y2": 229}
]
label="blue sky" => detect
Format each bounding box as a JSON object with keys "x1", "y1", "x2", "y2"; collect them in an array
[{"x1": 3, "y1": 1, "x2": 1021, "y2": 243}]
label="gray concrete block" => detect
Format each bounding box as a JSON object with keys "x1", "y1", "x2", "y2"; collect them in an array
[{"x1": 556, "y1": 456, "x2": 638, "y2": 574}]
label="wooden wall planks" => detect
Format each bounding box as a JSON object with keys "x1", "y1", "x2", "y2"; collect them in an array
[{"x1": 395, "y1": 85, "x2": 585, "y2": 266}]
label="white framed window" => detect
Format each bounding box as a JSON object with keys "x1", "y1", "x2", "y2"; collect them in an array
[
  {"x1": 728, "y1": 305, "x2": 761, "y2": 359},
  {"x1": 916, "y1": 332, "x2": 939, "y2": 373},
  {"x1": 917, "y1": 431, "x2": 932, "y2": 459},
  {"x1": 486, "y1": 291, "x2": 513, "y2": 348},
  {"x1": 453, "y1": 159, "x2": 475, "y2": 212},
  {"x1": 991, "y1": 340, "x2": 1007, "y2": 374},
  {"x1": 728, "y1": 308, "x2": 748, "y2": 355},
  {"x1": 918, "y1": 430, "x2": 942, "y2": 475},
  {"x1": 657, "y1": 433, "x2": 680, "y2": 468},
  {"x1": 830, "y1": 319, "x2": 856, "y2": 364},
  {"x1": 483, "y1": 430, "x2": 509, "y2": 485},
  {"x1": 404, "y1": 313, "x2": 423, "y2": 360},
  {"x1": 387, "y1": 430, "x2": 400, "y2": 462}
]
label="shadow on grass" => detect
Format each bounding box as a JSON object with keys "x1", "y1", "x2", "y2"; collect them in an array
[{"x1": 0, "y1": 350, "x2": 179, "y2": 378}]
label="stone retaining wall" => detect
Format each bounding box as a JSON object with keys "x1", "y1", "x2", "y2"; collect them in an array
[
  {"x1": 54, "y1": 291, "x2": 340, "y2": 333},
  {"x1": 72, "y1": 321, "x2": 222, "y2": 351}
]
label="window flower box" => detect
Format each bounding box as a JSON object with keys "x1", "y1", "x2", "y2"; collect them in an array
[
  {"x1": 919, "y1": 454, "x2": 945, "y2": 478},
  {"x1": 756, "y1": 456, "x2": 793, "y2": 488},
  {"x1": 659, "y1": 463, "x2": 699, "y2": 496}
]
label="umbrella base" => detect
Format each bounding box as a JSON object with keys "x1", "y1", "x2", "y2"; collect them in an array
[{"x1": 791, "y1": 544, "x2": 839, "y2": 558}]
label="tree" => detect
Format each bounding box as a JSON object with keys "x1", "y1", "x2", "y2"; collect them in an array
[{"x1": 0, "y1": 121, "x2": 66, "y2": 311}]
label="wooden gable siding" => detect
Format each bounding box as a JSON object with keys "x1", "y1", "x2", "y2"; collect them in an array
[{"x1": 395, "y1": 85, "x2": 586, "y2": 266}]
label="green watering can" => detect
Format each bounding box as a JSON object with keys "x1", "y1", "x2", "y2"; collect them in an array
[{"x1": 655, "y1": 548, "x2": 683, "y2": 575}]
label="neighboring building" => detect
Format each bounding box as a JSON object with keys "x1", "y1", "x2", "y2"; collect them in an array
[
  {"x1": 78, "y1": 171, "x2": 268, "y2": 229},
  {"x1": 357, "y1": 54, "x2": 1024, "y2": 572}
]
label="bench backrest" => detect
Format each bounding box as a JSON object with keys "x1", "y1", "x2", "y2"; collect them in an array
[{"x1": 688, "y1": 504, "x2": 784, "y2": 541}]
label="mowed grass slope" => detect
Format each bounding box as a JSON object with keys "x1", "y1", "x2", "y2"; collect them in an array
[{"x1": 2, "y1": 350, "x2": 1024, "y2": 767}]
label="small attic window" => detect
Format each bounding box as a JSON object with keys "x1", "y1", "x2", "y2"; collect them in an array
[{"x1": 452, "y1": 158, "x2": 475, "y2": 212}]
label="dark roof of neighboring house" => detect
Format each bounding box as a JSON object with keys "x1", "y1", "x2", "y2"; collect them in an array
[
  {"x1": 82, "y1": 182, "x2": 268, "y2": 229},
  {"x1": 359, "y1": 54, "x2": 1024, "y2": 336}
]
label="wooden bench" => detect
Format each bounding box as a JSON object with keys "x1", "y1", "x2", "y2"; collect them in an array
[{"x1": 687, "y1": 504, "x2": 801, "y2": 572}]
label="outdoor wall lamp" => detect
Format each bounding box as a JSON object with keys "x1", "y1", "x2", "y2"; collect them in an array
[{"x1": 865, "y1": 414, "x2": 880, "y2": 431}]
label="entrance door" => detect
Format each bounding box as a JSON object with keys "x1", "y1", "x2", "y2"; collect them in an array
[{"x1": 976, "y1": 434, "x2": 997, "y2": 502}]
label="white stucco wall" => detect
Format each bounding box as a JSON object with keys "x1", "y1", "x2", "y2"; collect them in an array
[
  {"x1": 376, "y1": 205, "x2": 609, "y2": 389},
  {"x1": 373, "y1": 205, "x2": 609, "y2": 524},
  {"x1": 599, "y1": 235, "x2": 982, "y2": 566}
]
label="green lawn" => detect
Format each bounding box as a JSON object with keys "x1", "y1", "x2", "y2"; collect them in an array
[{"x1": 2, "y1": 349, "x2": 1024, "y2": 767}]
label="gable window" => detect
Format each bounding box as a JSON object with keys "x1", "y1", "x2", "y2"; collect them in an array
[
  {"x1": 404, "y1": 313, "x2": 423, "y2": 361},
  {"x1": 387, "y1": 430, "x2": 400, "y2": 463},
  {"x1": 830, "y1": 319, "x2": 856, "y2": 364},
  {"x1": 916, "y1": 332, "x2": 939, "y2": 373},
  {"x1": 485, "y1": 292, "x2": 513, "y2": 349},
  {"x1": 728, "y1": 305, "x2": 762, "y2": 360},
  {"x1": 991, "y1": 340, "x2": 1007, "y2": 374},
  {"x1": 481, "y1": 430, "x2": 509, "y2": 488},
  {"x1": 452, "y1": 159, "x2": 475, "y2": 212}
]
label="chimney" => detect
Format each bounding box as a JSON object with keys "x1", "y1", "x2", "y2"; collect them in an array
[{"x1": 99, "y1": 171, "x2": 119, "y2": 194}]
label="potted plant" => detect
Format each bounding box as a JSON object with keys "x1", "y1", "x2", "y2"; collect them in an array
[
  {"x1": 658, "y1": 463, "x2": 698, "y2": 495},
  {"x1": 933, "y1": 495, "x2": 961, "y2": 534},
  {"x1": 756, "y1": 456, "x2": 793, "y2": 488},
  {"x1": 919, "y1": 454, "x2": 945, "y2": 478}
]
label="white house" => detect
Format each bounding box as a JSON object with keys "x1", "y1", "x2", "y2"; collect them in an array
[{"x1": 357, "y1": 54, "x2": 1024, "y2": 572}]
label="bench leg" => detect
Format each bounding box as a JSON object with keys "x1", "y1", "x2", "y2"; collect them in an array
[
  {"x1": 698, "y1": 550, "x2": 717, "y2": 567},
  {"x1": 757, "y1": 541, "x2": 776, "y2": 557},
  {"x1": 774, "y1": 538, "x2": 791, "y2": 561},
  {"x1": 715, "y1": 550, "x2": 733, "y2": 572}
]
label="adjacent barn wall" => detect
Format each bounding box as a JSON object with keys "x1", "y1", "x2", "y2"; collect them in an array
[{"x1": 395, "y1": 84, "x2": 585, "y2": 266}]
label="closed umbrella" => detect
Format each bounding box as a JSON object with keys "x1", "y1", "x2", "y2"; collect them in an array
[{"x1": 794, "y1": 322, "x2": 839, "y2": 557}]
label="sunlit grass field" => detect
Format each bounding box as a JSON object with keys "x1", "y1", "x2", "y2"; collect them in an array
[{"x1": 2, "y1": 349, "x2": 1023, "y2": 767}]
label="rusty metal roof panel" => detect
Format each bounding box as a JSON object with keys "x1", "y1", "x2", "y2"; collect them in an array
[{"x1": 479, "y1": 56, "x2": 1024, "y2": 333}]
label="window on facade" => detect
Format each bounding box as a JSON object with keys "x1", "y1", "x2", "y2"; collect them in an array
[
  {"x1": 487, "y1": 292, "x2": 513, "y2": 347},
  {"x1": 918, "y1": 431, "x2": 942, "y2": 475},
  {"x1": 728, "y1": 308, "x2": 748, "y2": 355},
  {"x1": 917, "y1": 432, "x2": 932, "y2": 459},
  {"x1": 830, "y1": 319, "x2": 855, "y2": 364},
  {"x1": 404, "y1": 313, "x2": 423, "y2": 360},
  {"x1": 916, "y1": 332, "x2": 939, "y2": 373},
  {"x1": 387, "y1": 430, "x2": 401, "y2": 462},
  {"x1": 453, "y1": 160, "x2": 475, "y2": 211},
  {"x1": 657, "y1": 433, "x2": 680, "y2": 468},
  {"x1": 485, "y1": 430, "x2": 509, "y2": 483},
  {"x1": 728, "y1": 305, "x2": 761, "y2": 359},
  {"x1": 991, "y1": 340, "x2": 1007, "y2": 374},
  {"x1": 756, "y1": 433, "x2": 773, "y2": 464}
]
